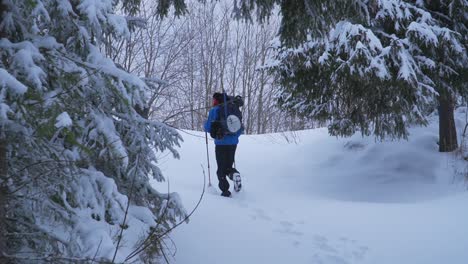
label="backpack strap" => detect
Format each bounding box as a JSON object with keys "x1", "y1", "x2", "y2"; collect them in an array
[{"x1": 222, "y1": 92, "x2": 228, "y2": 120}]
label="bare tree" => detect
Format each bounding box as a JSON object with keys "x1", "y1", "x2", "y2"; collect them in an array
[{"x1": 110, "y1": 0, "x2": 314, "y2": 134}]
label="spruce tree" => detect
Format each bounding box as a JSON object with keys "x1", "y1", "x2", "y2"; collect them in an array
[
  {"x1": 274, "y1": 0, "x2": 468, "y2": 151},
  {"x1": 238, "y1": 0, "x2": 468, "y2": 152},
  {"x1": 0, "y1": 0, "x2": 186, "y2": 262}
]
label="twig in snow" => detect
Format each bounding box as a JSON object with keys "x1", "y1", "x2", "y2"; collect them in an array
[{"x1": 92, "y1": 238, "x2": 104, "y2": 263}]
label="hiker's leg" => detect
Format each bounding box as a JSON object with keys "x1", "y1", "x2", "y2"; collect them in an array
[
  {"x1": 215, "y1": 145, "x2": 230, "y2": 193},
  {"x1": 227, "y1": 145, "x2": 238, "y2": 173}
]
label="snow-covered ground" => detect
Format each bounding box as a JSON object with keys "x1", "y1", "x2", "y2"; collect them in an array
[{"x1": 152, "y1": 110, "x2": 468, "y2": 264}]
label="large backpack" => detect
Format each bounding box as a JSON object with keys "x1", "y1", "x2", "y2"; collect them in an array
[{"x1": 210, "y1": 94, "x2": 244, "y2": 139}]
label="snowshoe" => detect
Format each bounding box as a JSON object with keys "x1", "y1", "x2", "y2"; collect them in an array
[{"x1": 232, "y1": 172, "x2": 242, "y2": 192}]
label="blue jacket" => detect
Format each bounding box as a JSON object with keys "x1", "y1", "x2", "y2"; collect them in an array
[{"x1": 204, "y1": 106, "x2": 242, "y2": 145}]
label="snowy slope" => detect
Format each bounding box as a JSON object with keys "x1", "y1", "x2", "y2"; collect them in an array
[{"x1": 152, "y1": 109, "x2": 468, "y2": 264}]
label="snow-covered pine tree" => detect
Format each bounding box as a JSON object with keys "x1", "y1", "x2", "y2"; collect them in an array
[
  {"x1": 266, "y1": 0, "x2": 468, "y2": 152},
  {"x1": 0, "y1": 0, "x2": 187, "y2": 262}
]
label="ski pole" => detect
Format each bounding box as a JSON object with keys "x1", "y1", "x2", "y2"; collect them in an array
[{"x1": 205, "y1": 132, "x2": 212, "y2": 187}]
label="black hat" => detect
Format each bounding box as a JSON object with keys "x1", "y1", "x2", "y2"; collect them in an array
[{"x1": 213, "y1": 92, "x2": 225, "y2": 102}]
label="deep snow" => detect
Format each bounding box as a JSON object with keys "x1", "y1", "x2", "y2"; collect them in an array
[{"x1": 152, "y1": 109, "x2": 468, "y2": 264}]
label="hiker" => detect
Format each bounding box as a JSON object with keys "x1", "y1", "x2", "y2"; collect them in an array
[{"x1": 204, "y1": 92, "x2": 244, "y2": 197}]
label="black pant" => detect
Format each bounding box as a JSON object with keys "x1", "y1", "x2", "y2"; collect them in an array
[{"x1": 215, "y1": 145, "x2": 238, "y2": 193}]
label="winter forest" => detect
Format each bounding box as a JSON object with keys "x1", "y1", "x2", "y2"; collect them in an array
[{"x1": 1, "y1": 0, "x2": 467, "y2": 263}]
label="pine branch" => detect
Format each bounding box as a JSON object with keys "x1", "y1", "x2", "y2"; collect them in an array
[
  {"x1": 0, "y1": 253, "x2": 110, "y2": 263},
  {"x1": 124, "y1": 165, "x2": 206, "y2": 262},
  {"x1": 111, "y1": 154, "x2": 141, "y2": 263}
]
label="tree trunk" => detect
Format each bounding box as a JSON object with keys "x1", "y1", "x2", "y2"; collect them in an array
[
  {"x1": 438, "y1": 96, "x2": 458, "y2": 152},
  {"x1": 0, "y1": 0, "x2": 6, "y2": 38},
  {"x1": 0, "y1": 139, "x2": 7, "y2": 258},
  {"x1": 1, "y1": 1, "x2": 9, "y2": 257}
]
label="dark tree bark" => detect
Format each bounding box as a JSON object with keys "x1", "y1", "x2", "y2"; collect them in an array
[
  {"x1": 0, "y1": 1, "x2": 8, "y2": 258},
  {"x1": 135, "y1": 104, "x2": 150, "y2": 119},
  {"x1": 0, "y1": 1, "x2": 6, "y2": 38},
  {"x1": 438, "y1": 96, "x2": 458, "y2": 152},
  {"x1": 0, "y1": 139, "x2": 7, "y2": 259}
]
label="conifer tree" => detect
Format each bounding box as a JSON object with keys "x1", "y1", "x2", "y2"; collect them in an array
[
  {"x1": 268, "y1": 0, "x2": 468, "y2": 151},
  {"x1": 237, "y1": 0, "x2": 468, "y2": 152},
  {"x1": 0, "y1": 0, "x2": 187, "y2": 262}
]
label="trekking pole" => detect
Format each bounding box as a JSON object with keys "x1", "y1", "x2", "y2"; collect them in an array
[{"x1": 205, "y1": 132, "x2": 212, "y2": 187}]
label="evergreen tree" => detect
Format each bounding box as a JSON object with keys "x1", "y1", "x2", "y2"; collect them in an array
[
  {"x1": 280, "y1": 1, "x2": 468, "y2": 151},
  {"x1": 0, "y1": 0, "x2": 187, "y2": 262},
  {"x1": 237, "y1": 0, "x2": 468, "y2": 152}
]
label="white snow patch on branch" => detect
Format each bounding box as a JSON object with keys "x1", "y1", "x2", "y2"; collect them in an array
[
  {"x1": 55, "y1": 112, "x2": 73, "y2": 128},
  {"x1": 92, "y1": 112, "x2": 129, "y2": 168},
  {"x1": 407, "y1": 22, "x2": 438, "y2": 46},
  {"x1": 0, "y1": 68, "x2": 28, "y2": 94}
]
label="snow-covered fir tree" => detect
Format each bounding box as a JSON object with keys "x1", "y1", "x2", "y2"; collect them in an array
[
  {"x1": 265, "y1": 0, "x2": 468, "y2": 152},
  {"x1": 0, "y1": 0, "x2": 187, "y2": 262}
]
